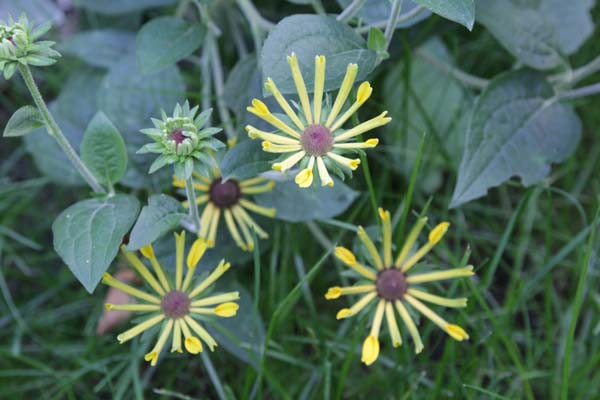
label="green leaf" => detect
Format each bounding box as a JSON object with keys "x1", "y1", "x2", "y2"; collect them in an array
[
  {"x1": 97, "y1": 54, "x2": 185, "y2": 189},
  {"x1": 336, "y1": 0, "x2": 430, "y2": 28},
  {"x1": 24, "y1": 67, "x2": 105, "y2": 186},
  {"x1": 76, "y1": 0, "x2": 176, "y2": 15},
  {"x1": 383, "y1": 38, "x2": 472, "y2": 192},
  {"x1": 207, "y1": 281, "x2": 265, "y2": 369},
  {"x1": 476, "y1": 0, "x2": 594, "y2": 69},
  {"x1": 255, "y1": 177, "x2": 358, "y2": 222},
  {"x1": 80, "y1": 112, "x2": 128, "y2": 186},
  {"x1": 451, "y1": 69, "x2": 581, "y2": 207},
  {"x1": 3, "y1": 106, "x2": 44, "y2": 137},
  {"x1": 126, "y1": 194, "x2": 185, "y2": 251},
  {"x1": 414, "y1": 0, "x2": 474, "y2": 30},
  {"x1": 52, "y1": 194, "x2": 140, "y2": 293},
  {"x1": 136, "y1": 16, "x2": 206, "y2": 74},
  {"x1": 261, "y1": 14, "x2": 377, "y2": 95},
  {"x1": 220, "y1": 140, "x2": 276, "y2": 181},
  {"x1": 61, "y1": 30, "x2": 135, "y2": 68}
]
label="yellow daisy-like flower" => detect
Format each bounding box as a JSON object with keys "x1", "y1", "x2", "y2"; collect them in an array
[
  {"x1": 174, "y1": 171, "x2": 276, "y2": 252},
  {"x1": 326, "y1": 208, "x2": 474, "y2": 365},
  {"x1": 246, "y1": 53, "x2": 391, "y2": 188},
  {"x1": 102, "y1": 231, "x2": 239, "y2": 366}
]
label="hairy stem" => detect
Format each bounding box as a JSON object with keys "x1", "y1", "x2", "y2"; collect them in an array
[
  {"x1": 18, "y1": 64, "x2": 106, "y2": 194},
  {"x1": 337, "y1": 0, "x2": 367, "y2": 22},
  {"x1": 355, "y1": 5, "x2": 425, "y2": 33},
  {"x1": 185, "y1": 175, "x2": 201, "y2": 232},
  {"x1": 384, "y1": 0, "x2": 404, "y2": 50},
  {"x1": 414, "y1": 48, "x2": 489, "y2": 90},
  {"x1": 558, "y1": 82, "x2": 600, "y2": 100},
  {"x1": 207, "y1": 33, "x2": 237, "y2": 142}
]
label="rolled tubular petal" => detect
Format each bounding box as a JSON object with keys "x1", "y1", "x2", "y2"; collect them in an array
[
  {"x1": 407, "y1": 288, "x2": 467, "y2": 308},
  {"x1": 191, "y1": 291, "x2": 240, "y2": 307},
  {"x1": 174, "y1": 231, "x2": 185, "y2": 290},
  {"x1": 330, "y1": 82, "x2": 373, "y2": 132},
  {"x1": 406, "y1": 266, "x2": 474, "y2": 284},
  {"x1": 385, "y1": 302, "x2": 402, "y2": 347},
  {"x1": 264, "y1": 78, "x2": 305, "y2": 131},
  {"x1": 273, "y1": 150, "x2": 306, "y2": 172},
  {"x1": 327, "y1": 152, "x2": 360, "y2": 170},
  {"x1": 184, "y1": 316, "x2": 218, "y2": 351},
  {"x1": 247, "y1": 99, "x2": 301, "y2": 139},
  {"x1": 117, "y1": 314, "x2": 164, "y2": 344},
  {"x1": 140, "y1": 245, "x2": 171, "y2": 291},
  {"x1": 394, "y1": 217, "x2": 428, "y2": 268},
  {"x1": 333, "y1": 112, "x2": 391, "y2": 142},
  {"x1": 295, "y1": 156, "x2": 315, "y2": 188},
  {"x1": 105, "y1": 303, "x2": 161, "y2": 312},
  {"x1": 188, "y1": 260, "x2": 231, "y2": 298},
  {"x1": 404, "y1": 294, "x2": 469, "y2": 341},
  {"x1": 395, "y1": 300, "x2": 424, "y2": 354},
  {"x1": 198, "y1": 203, "x2": 216, "y2": 246},
  {"x1": 240, "y1": 182, "x2": 275, "y2": 195},
  {"x1": 246, "y1": 125, "x2": 300, "y2": 145},
  {"x1": 144, "y1": 319, "x2": 174, "y2": 366},
  {"x1": 333, "y1": 138, "x2": 379, "y2": 149},
  {"x1": 287, "y1": 53, "x2": 313, "y2": 124},
  {"x1": 357, "y1": 226, "x2": 383, "y2": 270},
  {"x1": 313, "y1": 55, "x2": 326, "y2": 124},
  {"x1": 326, "y1": 63, "x2": 358, "y2": 127},
  {"x1": 316, "y1": 156, "x2": 334, "y2": 187},
  {"x1": 239, "y1": 199, "x2": 276, "y2": 218},
  {"x1": 262, "y1": 141, "x2": 302, "y2": 153},
  {"x1": 224, "y1": 209, "x2": 247, "y2": 251},
  {"x1": 378, "y1": 208, "x2": 392, "y2": 266},
  {"x1": 324, "y1": 284, "x2": 375, "y2": 299},
  {"x1": 171, "y1": 320, "x2": 183, "y2": 353},
  {"x1": 102, "y1": 273, "x2": 161, "y2": 304},
  {"x1": 336, "y1": 291, "x2": 377, "y2": 319},
  {"x1": 233, "y1": 205, "x2": 269, "y2": 239},
  {"x1": 334, "y1": 246, "x2": 377, "y2": 280},
  {"x1": 122, "y1": 248, "x2": 166, "y2": 296}
]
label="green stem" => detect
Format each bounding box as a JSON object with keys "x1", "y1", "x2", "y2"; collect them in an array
[
  {"x1": 558, "y1": 82, "x2": 600, "y2": 100},
  {"x1": 414, "y1": 48, "x2": 489, "y2": 90},
  {"x1": 337, "y1": 0, "x2": 367, "y2": 22},
  {"x1": 185, "y1": 176, "x2": 201, "y2": 232},
  {"x1": 384, "y1": 0, "x2": 404, "y2": 50},
  {"x1": 550, "y1": 54, "x2": 600, "y2": 85},
  {"x1": 355, "y1": 5, "x2": 425, "y2": 33},
  {"x1": 207, "y1": 33, "x2": 237, "y2": 142},
  {"x1": 18, "y1": 64, "x2": 106, "y2": 194},
  {"x1": 560, "y1": 208, "x2": 599, "y2": 400}
]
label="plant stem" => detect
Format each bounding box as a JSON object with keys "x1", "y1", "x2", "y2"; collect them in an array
[
  {"x1": 18, "y1": 64, "x2": 106, "y2": 194},
  {"x1": 550, "y1": 54, "x2": 600, "y2": 85},
  {"x1": 236, "y1": 0, "x2": 270, "y2": 57},
  {"x1": 558, "y1": 82, "x2": 600, "y2": 100},
  {"x1": 355, "y1": 5, "x2": 425, "y2": 33},
  {"x1": 384, "y1": 0, "x2": 404, "y2": 50},
  {"x1": 185, "y1": 176, "x2": 201, "y2": 232},
  {"x1": 199, "y1": 49, "x2": 213, "y2": 126},
  {"x1": 207, "y1": 33, "x2": 237, "y2": 142},
  {"x1": 337, "y1": 0, "x2": 367, "y2": 22},
  {"x1": 310, "y1": 0, "x2": 326, "y2": 15},
  {"x1": 414, "y1": 48, "x2": 489, "y2": 90}
]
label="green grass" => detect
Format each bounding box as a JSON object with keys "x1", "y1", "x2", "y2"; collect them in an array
[{"x1": 1, "y1": 4, "x2": 600, "y2": 400}]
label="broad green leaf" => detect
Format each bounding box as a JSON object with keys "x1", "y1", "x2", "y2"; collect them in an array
[
  {"x1": 3, "y1": 106, "x2": 44, "y2": 137},
  {"x1": 451, "y1": 69, "x2": 581, "y2": 207},
  {"x1": 24, "y1": 67, "x2": 104, "y2": 186},
  {"x1": 76, "y1": 0, "x2": 176, "y2": 15},
  {"x1": 255, "y1": 177, "x2": 358, "y2": 222},
  {"x1": 52, "y1": 194, "x2": 140, "y2": 293},
  {"x1": 207, "y1": 281, "x2": 265, "y2": 368},
  {"x1": 476, "y1": 0, "x2": 594, "y2": 69},
  {"x1": 81, "y1": 112, "x2": 128, "y2": 186},
  {"x1": 261, "y1": 14, "x2": 377, "y2": 95},
  {"x1": 220, "y1": 140, "x2": 276, "y2": 182},
  {"x1": 126, "y1": 194, "x2": 185, "y2": 251},
  {"x1": 336, "y1": 0, "x2": 430, "y2": 28},
  {"x1": 383, "y1": 38, "x2": 472, "y2": 192},
  {"x1": 61, "y1": 30, "x2": 134, "y2": 68},
  {"x1": 97, "y1": 54, "x2": 185, "y2": 189},
  {"x1": 414, "y1": 0, "x2": 474, "y2": 30},
  {"x1": 136, "y1": 17, "x2": 206, "y2": 74}
]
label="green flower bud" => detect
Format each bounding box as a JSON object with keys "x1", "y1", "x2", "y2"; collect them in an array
[
  {"x1": 0, "y1": 14, "x2": 61, "y2": 79},
  {"x1": 138, "y1": 101, "x2": 225, "y2": 180}
]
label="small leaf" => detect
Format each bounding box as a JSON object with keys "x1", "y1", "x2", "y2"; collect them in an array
[
  {"x1": 414, "y1": 0, "x2": 474, "y2": 30},
  {"x1": 52, "y1": 194, "x2": 141, "y2": 293},
  {"x1": 367, "y1": 28, "x2": 386, "y2": 52},
  {"x1": 450, "y1": 69, "x2": 581, "y2": 207},
  {"x1": 261, "y1": 14, "x2": 377, "y2": 95},
  {"x1": 255, "y1": 177, "x2": 358, "y2": 222},
  {"x1": 136, "y1": 16, "x2": 206, "y2": 74},
  {"x1": 220, "y1": 140, "x2": 276, "y2": 181},
  {"x1": 81, "y1": 112, "x2": 128, "y2": 186},
  {"x1": 126, "y1": 194, "x2": 185, "y2": 251},
  {"x1": 3, "y1": 106, "x2": 44, "y2": 137}
]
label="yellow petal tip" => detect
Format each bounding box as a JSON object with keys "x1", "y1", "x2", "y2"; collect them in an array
[
  {"x1": 428, "y1": 222, "x2": 450, "y2": 244},
  {"x1": 336, "y1": 308, "x2": 351, "y2": 320},
  {"x1": 446, "y1": 324, "x2": 469, "y2": 341},
  {"x1": 325, "y1": 287, "x2": 341, "y2": 300},
  {"x1": 214, "y1": 302, "x2": 239, "y2": 317},
  {"x1": 361, "y1": 335, "x2": 379, "y2": 366},
  {"x1": 334, "y1": 246, "x2": 356, "y2": 266}
]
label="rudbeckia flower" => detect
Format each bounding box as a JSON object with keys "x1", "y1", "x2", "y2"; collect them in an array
[
  {"x1": 246, "y1": 53, "x2": 391, "y2": 188},
  {"x1": 174, "y1": 171, "x2": 276, "y2": 251},
  {"x1": 326, "y1": 208, "x2": 473, "y2": 365},
  {"x1": 102, "y1": 231, "x2": 239, "y2": 366}
]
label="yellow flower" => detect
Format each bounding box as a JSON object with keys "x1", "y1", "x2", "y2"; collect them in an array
[
  {"x1": 102, "y1": 231, "x2": 240, "y2": 366},
  {"x1": 174, "y1": 171, "x2": 276, "y2": 252},
  {"x1": 326, "y1": 208, "x2": 473, "y2": 365},
  {"x1": 246, "y1": 53, "x2": 391, "y2": 188}
]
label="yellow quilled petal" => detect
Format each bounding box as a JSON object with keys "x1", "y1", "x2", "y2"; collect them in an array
[
  {"x1": 325, "y1": 63, "x2": 358, "y2": 127},
  {"x1": 326, "y1": 152, "x2": 360, "y2": 171},
  {"x1": 262, "y1": 141, "x2": 302, "y2": 153},
  {"x1": 313, "y1": 55, "x2": 326, "y2": 124},
  {"x1": 121, "y1": 247, "x2": 166, "y2": 296},
  {"x1": 333, "y1": 138, "x2": 379, "y2": 149},
  {"x1": 213, "y1": 302, "x2": 239, "y2": 317},
  {"x1": 191, "y1": 291, "x2": 240, "y2": 307},
  {"x1": 330, "y1": 82, "x2": 373, "y2": 132},
  {"x1": 378, "y1": 208, "x2": 392, "y2": 266},
  {"x1": 407, "y1": 288, "x2": 468, "y2": 308},
  {"x1": 404, "y1": 294, "x2": 469, "y2": 341},
  {"x1": 357, "y1": 226, "x2": 383, "y2": 270},
  {"x1": 264, "y1": 78, "x2": 305, "y2": 131},
  {"x1": 333, "y1": 111, "x2": 391, "y2": 142},
  {"x1": 273, "y1": 150, "x2": 306, "y2": 172},
  {"x1": 239, "y1": 199, "x2": 276, "y2": 218},
  {"x1": 406, "y1": 265, "x2": 474, "y2": 284},
  {"x1": 102, "y1": 273, "x2": 161, "y2": 304},
  {"x1": 324, "y1": 284, "x2": 375, "y2": 299},
  {"x1": 395, "y1": 300, "x2": 424, "y2": 354},
  {"x1": 385, "y1": 302, "x2": 402, "y2": 347},
  {"x1": 188, "y1": 260, "x2": 231, "y2": 298},
  {"x1": 316, "y1": 156, "x2": 334, "y2": 187},
  {"x1": 117, "y1": 314, "x2": 165, "y2": 344},
  {"x1": 295, "y1": 156, "x2": 315, "y2": 188},
  {"x1": 287, "y1": 52, "x2": 313, "y2": 124},
  {"x1": 394, "y1": 217, "x2": 428, "y2": 268}
]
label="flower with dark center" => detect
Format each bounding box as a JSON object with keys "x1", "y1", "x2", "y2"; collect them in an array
[
  {"x1": 246, "y1": 53, "x2": 390, "y2": 188},
  {"x1": 102, "y1": 231, "x2": 240, "y2": 366},
  {"x1": 325, "y1": 208, "x2": 473, "y2": 366},
  {"x1": 173, "y1": 171, "x2": 276, "y2": 251},
  {"x1": 168, "y1": 128, "x2": 186, "y2": 147}
]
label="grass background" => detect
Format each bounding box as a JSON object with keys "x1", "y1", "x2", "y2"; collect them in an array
[{"x1": 1, "y1": 1, "x2": 599, "y2": 399}]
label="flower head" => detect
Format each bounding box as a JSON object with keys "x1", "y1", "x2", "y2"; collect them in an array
[
  {"x1": 0, "y1": 14, "x2": 60, "y2": 79},
  {"x1": 138, "y1": 101, "x2": 225, "y2": 180},
  {"x1": 174, "y1": 170, "x2": 276, "y2": 251},
  {"x1": 102, "y1": 231, "x2": 239, "y2": 366},
  {"x1": 246, "y1": 53, "x2": 390, "y2": 188},
  {"x1": 326, "y1": 208, "x2": 473, "y2": 365}
]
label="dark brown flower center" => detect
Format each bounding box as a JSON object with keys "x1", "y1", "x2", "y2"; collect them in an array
[
  {"x1": 300, "y1": 124, "x2": 333, "y2": 156},
  {"x1": 161, "y1": 290, "x2": 190, "y2": 319},
  {"x1": 169, "y1": 128, "x2": 185, "y2": 146},
  {"x1": 376, "y1": 268, "x2": 408, "y2": 301},
  {"x1": 209, "y1": 177, "x2": 241, "y2": 208}
]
